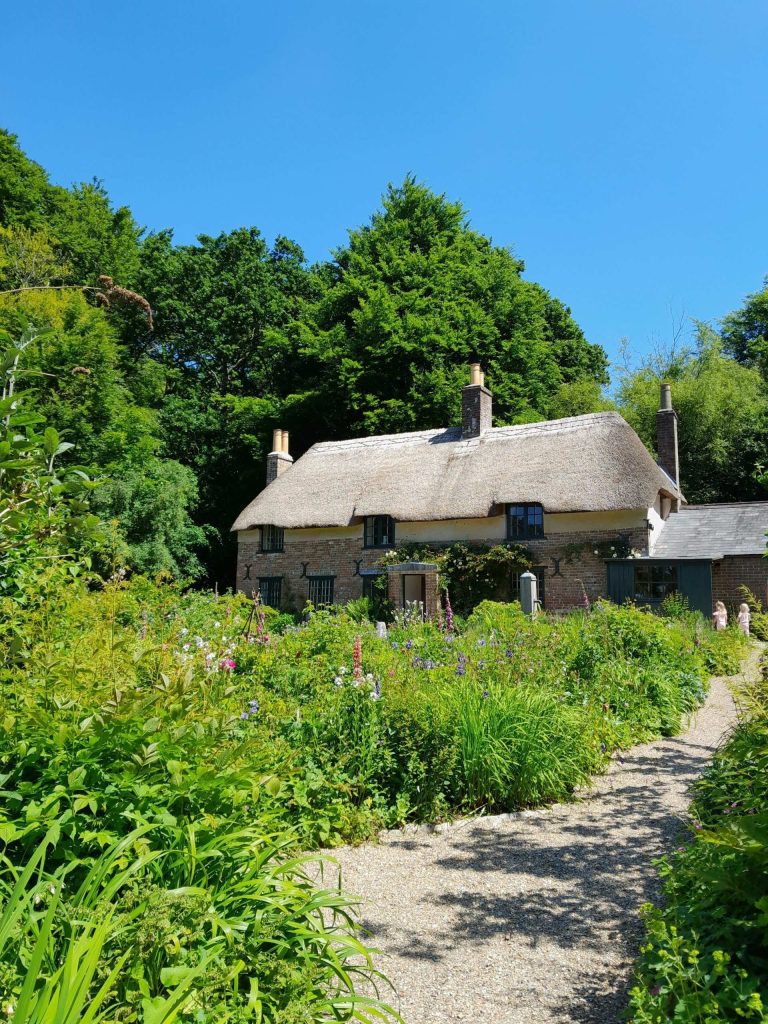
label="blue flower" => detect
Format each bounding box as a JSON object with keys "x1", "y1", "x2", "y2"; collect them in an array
[
  {"x1": 456, "y1": 664, "x2": 466, "y2": 676},
  {"x1": 477, "y1": 638, "x2": 487, "y2": 647},
  {"x1": 481, "y1": 689, "x2": 489, "y2": 700},
  {"x1": 405, "y1": 639, "x2": 415, "y2": 650},
  {"x1": 248, "y1": 698, "x2": 260, "y2": 714},
  {"x1": 505, "y1": 648, "x2": 514, "y2": 658},
  {"x1": 240, "y1": 711, "x2": 249, "y2": 720}
]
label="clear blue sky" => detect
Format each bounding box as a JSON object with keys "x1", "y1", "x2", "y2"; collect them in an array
[{"x1": 3, "y1": 0, "x2": 767, "y2": 373}]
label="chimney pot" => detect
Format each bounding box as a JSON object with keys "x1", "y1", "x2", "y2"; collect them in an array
[
  {"x1": 266, "y1": 428, "x2": 293, "y2": 483},
  {"x1": 470, "y1": 363, "x2": 482, "y2": 386},
  {"x1": 660, "y1": 382, "x2": 672, "y2": 411}
]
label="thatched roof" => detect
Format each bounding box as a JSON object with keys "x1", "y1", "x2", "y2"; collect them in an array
[
  {"x1": 232, "y1": 412, "x2": 680, "y2": 531},
  {"x1": 651, "y1": 503, "x2": 768, "y2": 559}
]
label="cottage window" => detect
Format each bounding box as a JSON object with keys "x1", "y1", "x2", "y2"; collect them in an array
[
  {"x1": 308, "y1": 575, "x2": 335, "y2": 606},
  {"x1": 261, "y1": 525, "x2": 284, "y2": 552},
  {"x1": 361, "y1": 573, "x2": 382, "y2": 599},
  {"x1": 506, "y1": 504, "x2": 544, "y2": 540},
  {"x1": 511, "y1": 566, "x2": 547, "y2": 608},
  {"x1": 258, "y1": 577, "x2": 282, "y2": 608},
  {"x1": 364, "y1": 515, "x2": 395, "y2": 549},
  {"x1": 634, "y1": 564, "x2": 677, "y2": 603}
]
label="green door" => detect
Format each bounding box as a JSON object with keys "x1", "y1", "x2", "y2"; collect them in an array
[{"x1": 677, "y1": 561, "x2": 713, "y2": 616}]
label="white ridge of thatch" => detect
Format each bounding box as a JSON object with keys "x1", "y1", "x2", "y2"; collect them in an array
[{"x1": 232, "y1": 412, "x2": 679, "y2": 531}]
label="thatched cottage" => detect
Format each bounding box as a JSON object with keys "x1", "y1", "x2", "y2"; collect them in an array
[{"x1": 232, "y1": 366, "x2": 768, "y2": 616}]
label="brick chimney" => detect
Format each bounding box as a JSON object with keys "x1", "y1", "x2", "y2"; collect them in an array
[
  {"x1": 656, "y1": 382, "x2": 680, "y2": 506},
  {"x1": 461, "y1": 363, "x2": 492, "y2": 439},
  {"x1": 266, "y1": 428, "x2": 293, "y2": 484}
]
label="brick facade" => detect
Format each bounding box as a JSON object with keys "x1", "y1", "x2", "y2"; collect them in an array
[
  {"x1": 236, "y1": 521, "x2": 652, "y2": 614},
  {"x1": 712, "y1": 555, "x2": 768, "y2": 610},
  {"x1": 525, "y1": 527, "x2": 650, "y2": 608}
]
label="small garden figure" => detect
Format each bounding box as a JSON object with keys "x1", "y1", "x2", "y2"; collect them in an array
[
  {"x1": 713, "y1": 600, "x2": 728, "y2": 631},
  {"x1": 737, "y1": 602, "x2": 751, "y2": 636}
]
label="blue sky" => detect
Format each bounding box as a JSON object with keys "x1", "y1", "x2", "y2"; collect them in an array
[{"x1": 3, "y1": 0, "x2": 767, "y2": 374}]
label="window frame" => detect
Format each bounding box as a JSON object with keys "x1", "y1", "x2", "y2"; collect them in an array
[
  {"x1": 633, "y1": 563, "x2": 678, "y2": 604},
  {"x1": 361, "y1": 572, "x2": 383, "y2": 600},
  {"x1": 307, "y1": 575, "x2": 335, "y2": 607},
  {"x1": 261, "y1": 524, "x2": 284, "y2": 553},
  {"x1": 258, "y1": 576, "x2": 282, "y2": 608},
  {"x1": 506, "y1": 503, "x2": 544, "y2": 540},
  {"x1": 363, "y1": 515, "x2": 396, "y2": 549}
]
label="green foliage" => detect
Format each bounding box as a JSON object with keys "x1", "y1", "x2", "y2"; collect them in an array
[
  {"x1": 380, "y1": 541, "x2": 533, "y2": 616},
  {"x1": 0, "y1": 324, "x2": 104, "y2": 602},
  {"x1": 285, "y1": 176, "x2": 607, "y2": 442},
  {"x1": 0, "y1": 129, "x2": 141, "y2": 286},
  {"x1": 722, "y1": 276, "x2": 768, "y2": 383},
  {"x1": 617, "y1": 326, "x2": 768, "y2": 503},
  {"x1": 628, "y1": 660, "x2": 768, "y2": 1023},
  {"x1": 0, "y1": 302, "x2": 206, "y2": 578}
]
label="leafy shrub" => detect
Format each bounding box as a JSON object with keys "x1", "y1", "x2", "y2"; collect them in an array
[{"x1": 628, "y1": 657, "x2": 768, "y2": 1022}]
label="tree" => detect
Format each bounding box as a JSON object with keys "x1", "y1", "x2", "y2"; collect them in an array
[
  {"x1": 281, "y1": 176, "x2": 608, "y2": 443},
  {"x1": 617, "y1": 326, "x2": 768, "y2": 503},
  {"x1": 0, "y1": 130, "x2": 141, "y2": 286},
  {"x1": 721, "y1": 277, "x2": 768, "y2": 382},
  {"x1": 134, "y1": 227, "x2": 316, "y2": 581},
  {"x1": 0, "y1": 292, "x2": 205, "y2": 577}
]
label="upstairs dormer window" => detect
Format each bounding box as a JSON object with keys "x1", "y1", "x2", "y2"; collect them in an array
[
  {"x1": 364, "y1": 515, "x2": 395, "y2": 549},
  {"x1": 506, "y1": 503, "x2": 544, "y2": 540},
  {"x1": 261, "y1": 525, "x2": 284, "y2": 552}
]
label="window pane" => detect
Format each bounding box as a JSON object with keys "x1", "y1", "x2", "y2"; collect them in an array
[
  {"x1": 258, "y1": 577, "x2": 282, "y2": 607},
  {"x1": 308, "y1": 576, "x2": 334, "y2": 605},
  {"x1": 262, "y1": 526, "x2": 284, "y2": 552}
]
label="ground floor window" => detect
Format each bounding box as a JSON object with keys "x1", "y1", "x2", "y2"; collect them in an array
[
  {"x1": 361, "y1": 573, "x2": 382, "y2": 599},
  {"x1": 511, "y1": 566, "x2": 547, "y2": 608},
  {"x1": 634, "y1": 564, "x2": 677, "y2": 603},
  {"x1": 258, "y1": 576, "x2": 282, "y2": 607},
  {"x1": 308, "y1": 576, "x2": 335, "y2": 606}
]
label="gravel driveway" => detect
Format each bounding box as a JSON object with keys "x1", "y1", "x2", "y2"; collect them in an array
[{"x1": 331, "y1": 648, "x2": 762, "y2": 1024}]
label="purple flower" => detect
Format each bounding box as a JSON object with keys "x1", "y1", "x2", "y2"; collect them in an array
[
  {"x1": 240, "y1": 711, "x2": 249, "y2": 720},
  {"x1": 248, "y1": 698, "x2": 260, "y2": 714},
  {"x1": 456, "y1": 664, "x2": 466, "y2": 676},
  {"x1": 505, "y1": 648, "x2": 514, "y2": 658},
  {"x1": 481, "y1": 689, "x2": 489, "y2": 700},
  {"x1": 405, "y1": 639, "x2": 414, "y2": 650}
]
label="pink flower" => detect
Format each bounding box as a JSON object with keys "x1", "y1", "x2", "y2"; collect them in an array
[
  {"x1": 219, "y1": 658, "x2": 236, "y2": 672},
  {"x1": 444, "y1": 591, "x2": 454, "y2": 634}
]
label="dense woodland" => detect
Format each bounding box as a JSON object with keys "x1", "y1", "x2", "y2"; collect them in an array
[{"x1": 1, "y1": 128, "x2": 767, "y2": 587}]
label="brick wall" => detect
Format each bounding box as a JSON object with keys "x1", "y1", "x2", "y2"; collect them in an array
[
  {"x1": 525, "y1": 526, "x2": 649, "y2": 610},
  {"x1": 236, "y1": 522, "x2": 651, "y2": 613},
  {"x1": 236, "y1": 534, "x2": 382, "y2": 609},
  {"x1": 712, "y1": 555, "x2": 768, "y2": 610}
]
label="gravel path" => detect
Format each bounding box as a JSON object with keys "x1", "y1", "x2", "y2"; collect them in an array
[{"x1": 331, "y1": 648, "x2": 763, "y2": 1024}]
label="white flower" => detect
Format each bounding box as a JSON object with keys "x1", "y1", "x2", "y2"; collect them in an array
[
  {"x1": 339, "y1": 666, "x2": 347, "y2": 675},
  {"x1": 593, "y1": 549, "x2": 599, "y2": 555},
  {"x1": 182, "y1": 643, "x2": 191, "y2": 651},
  {"x1": 3, "y1": 1001, "x2": 15, "y2": 1018},
  {"x1": 365, "y1": 673, "x2": 374, "y2": 682},
  {"x1": 334, "y1": 676, "x2": 343, "y2": 686},
  {"x1": 214, "y1": 621, "x2": 221, "y2": 628},
  {"x1": 180, "y1": 627, "x2": 189, "y2": 636}
]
